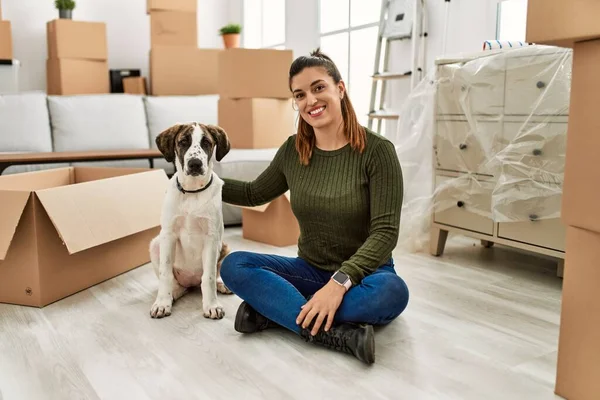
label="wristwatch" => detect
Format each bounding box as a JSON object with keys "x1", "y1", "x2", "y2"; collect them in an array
[{"x1": 331, "y1": 270, "x2": 352, "y2": 291}]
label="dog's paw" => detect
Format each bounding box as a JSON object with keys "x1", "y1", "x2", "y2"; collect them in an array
[
  {"x1": 217, "y1": 282, "x2": 233, "y2": 295},
  {"x1": 203, "y1": 303, "x2": 225, "y2": 319},
  {"x1": 150, "y1": 296, "x2": 173, "y2": 318}
]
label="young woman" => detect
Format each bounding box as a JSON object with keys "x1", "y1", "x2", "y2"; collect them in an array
[{"x1": 219, "y1": 49, "x2": 409, "y2": 365}]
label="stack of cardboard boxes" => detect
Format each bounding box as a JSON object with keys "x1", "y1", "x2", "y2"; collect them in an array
[
  {"x1": 0, "y1": 0, "x2": 13, "y2": 60},
  {"x1": 46, "y1": 19, "x2": 109, "y2": 95},
  {"x1": 217, "y1": 48, "x2": 300, "y2": 246},
  {"x1": 148, "y1": 0, "x2": 219, "y2": 95},
  {"x1": 527, "y1": 1, "x2": 600, "y2": 399}
]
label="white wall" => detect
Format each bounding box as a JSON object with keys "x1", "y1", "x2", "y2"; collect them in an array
[{"x1": 1, "y1": 0, "x2": 233, "y2": 92}]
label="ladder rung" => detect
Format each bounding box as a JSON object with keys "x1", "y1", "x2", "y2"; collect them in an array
[
  {"x1": 372, "y1": 71, "x2": 412, "y2": 80},
  {"x1": 368, "y1": 110, "x2": 400, "y2": 120},
  {"x1": 384, "y1": 34, "x2": 412, "y2": 41}
]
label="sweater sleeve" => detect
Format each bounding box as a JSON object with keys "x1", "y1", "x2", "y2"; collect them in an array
[
  {"x1": 338, "y1": 139, "x2": 403, "y2": 285},
  {"x1": 221, "y1": 138, "x2": 290, "y2": 207}
]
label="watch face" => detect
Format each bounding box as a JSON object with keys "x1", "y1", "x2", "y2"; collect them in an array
[{"x1": 333, "y1": 272, "x2": 348, "y2": 284}]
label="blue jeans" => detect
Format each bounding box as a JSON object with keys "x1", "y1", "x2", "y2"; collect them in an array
[{"x1": 220, "y1": 251, "x2": 410, "y2": 334}]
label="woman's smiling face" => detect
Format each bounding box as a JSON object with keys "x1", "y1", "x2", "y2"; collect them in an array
[{"x1": 290, "y1": 66, "x2": 345, "y2": 130}]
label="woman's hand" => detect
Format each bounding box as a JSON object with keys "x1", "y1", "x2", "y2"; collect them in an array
[{"x1": 296, "y1": 280, "x2": 346, "y2": 336}]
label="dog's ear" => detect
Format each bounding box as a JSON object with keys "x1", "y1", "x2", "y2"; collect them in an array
[
  {"x1": 204, "y1": 124, "x2": 230, "y2": 162},
  {"x1": 155, "y1": 125, "x2": 182, "y2": 163}
]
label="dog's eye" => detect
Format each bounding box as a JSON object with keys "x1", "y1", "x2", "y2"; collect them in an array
[
  {"x1": 201, "y1": 137, "x2": 210, "y2": 146},
  {"x1": 178, "y1": 138, "x2": 190, "y2": 146}
]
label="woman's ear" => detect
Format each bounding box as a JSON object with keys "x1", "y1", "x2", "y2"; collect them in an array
[{"x1": 338, "y1": 81, "x2": 346, "y2": 99}]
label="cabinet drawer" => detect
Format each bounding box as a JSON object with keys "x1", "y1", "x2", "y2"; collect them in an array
[
  {"x1": 436, "y1": 59, "x2": 505, "y2": 116},
  {"x1": 504, "y1": 53, "x2": 572, "y2": 116},
  {"x1": 435, "y1": 119, "x2": 500, "y2": 175},
  {"x1": 499, "y1": 121, "x2": 567, "y2": 180},
  {"x1": 433, "y1": 175, "x2": 494, "y2": 235},
  {"x1": 498, "y1": 218, "x2": 566, "y2": 252}
]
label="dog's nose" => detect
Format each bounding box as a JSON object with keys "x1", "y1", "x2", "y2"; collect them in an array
[{"x1": 187, "y1": 159, "x2": 203, "y2": 174}]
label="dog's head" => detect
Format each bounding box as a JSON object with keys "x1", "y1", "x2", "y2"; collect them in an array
[{"x1": 155, "y1": 123, "x2": 230, "y2": 177}]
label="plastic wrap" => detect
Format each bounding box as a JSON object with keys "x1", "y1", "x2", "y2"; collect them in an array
[{"x1": 389, "y1": 44, "x2": 572, "y2": 252}]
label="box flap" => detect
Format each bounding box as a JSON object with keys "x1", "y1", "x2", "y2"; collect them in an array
[
  {"x1": 239, "y1": 192, "x2": 290, "y2": 213},
  {"x1": 35, "y1": 170, "x2": 168, "y2": 254},
  {"x1": 0, "y1": 191, "x2": 32, "y2": 261}
]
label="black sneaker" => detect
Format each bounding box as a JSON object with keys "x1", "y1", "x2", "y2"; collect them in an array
[
  {"x1": 301, "y1": 323, "x2": 375, "y2": 364},
  {"x1": 234, "y1": 301, "x2": 276, "y2": 333}
]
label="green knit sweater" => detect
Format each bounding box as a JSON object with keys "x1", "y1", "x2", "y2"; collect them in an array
[{"x1": 222, "y1": 128, "x2": 403, "y2": 285}]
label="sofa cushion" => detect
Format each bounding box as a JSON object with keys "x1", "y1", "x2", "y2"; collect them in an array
[
  {"x1": 48, "y1": 94, "x2": 150, "y2": 152},
  {"x1": 0, "y1": 91, "x2": 53, "y2": 153},
  {"x1": 144, "y1": 95, "x2": 219, "y2": 173}
]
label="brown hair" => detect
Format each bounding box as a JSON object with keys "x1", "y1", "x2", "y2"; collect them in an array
[{"x1": 288, "y1": 48, "x2": 366, "y2": 166}]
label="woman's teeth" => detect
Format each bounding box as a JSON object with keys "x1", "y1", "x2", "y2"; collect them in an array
[{"x1": 309, "y1": 106, "x2": 325, "y2": 115}]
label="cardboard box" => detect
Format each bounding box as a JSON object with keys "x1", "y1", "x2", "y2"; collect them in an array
[
  {"x1": 150, "y1": 46, "x2": 220, "y2": 95},
  {"x1": 150, "y1": 11, "x2": 197, "y2": 47},
  {"x1": 527, "y1": 0, "x2": 600, "y2": 47},
  {"x1": 240, "y1": 193, "x2": 300, "y2": 247},
  {"x1": 555, "y1": 226, "x2": 600, "y2": 399},
  {"x1": 147, "y1": 0, "x2": 197, "y2": 14},
  {"x1": 123, "y1": 76, "x2": 147, "y2": 95},
  {"x1": 110, "y1": 69, "x2": 141, "y2": 93},
  {"x1": 47, "y1": 58, "x2": 109, "y2": 95},
  {"x1": 0, "y1": 21, "x2": 12, "y2": 60},
  {"x1": 0, "y1": 167, "x2": 168, "y2": 307},
  {"x1": 561, "y1": 39, "x2": 600, "y2": 232},
  {"x1": 218, "y1": 97, "x2": 294, "y2": 149},
  {"x1": 218, "y1": 48, "x2": 293, "y2": 99},
  {"x1": 47, "y1": 19, "x2": 107, "y2": 61}
]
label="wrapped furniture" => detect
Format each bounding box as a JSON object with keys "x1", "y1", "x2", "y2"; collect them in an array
[{"x1": 428, "y1": 45, "x2": 572, "y2": 273}]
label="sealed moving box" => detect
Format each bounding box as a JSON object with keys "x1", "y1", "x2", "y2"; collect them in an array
[
  {"x1": 47, "y1": 19, "x2": 107, "y2": 60},
  {"x1": 123, "y1": 76, "x2": 147, "y2": 95},
  {"x1": 240, "y1": 193, "x2": 300, "y2": 247},
  {"x1": 0, "y1": 167, "x2": 167, "y2": 307},
  {"x1": 527, "y1": 2, "x2": 600, "y2": 399},
  {"x1": 46, "y1": 19, "x2": 109, "y2": 95},
  {"x1": 0, "y1": 21, "x2": 12, "y2": 60},
  {"x1": 150, "y1": 10, "x2": 197, "y2": 47},
  {"x1": 150, "y1": 46, "x2": 220, "y2": 95},
  {"x1": 147, "y1": 0, "x2": 197, "y2": 14},
  {"x1": 218, "y1": 98, "x2": 295, "y2": 149},
  {"x1": 526, "y1": 0, "x2": 600, "y2": 48},
  {"x1": 218, "y1": 48, "x2": 293, "y2": 99},
  {"x1": 47, "y1": 58, "x2": 109, "y2": 95},
  {"x1": 556, "y1": 226, "x2": 600, "y2": 400}
]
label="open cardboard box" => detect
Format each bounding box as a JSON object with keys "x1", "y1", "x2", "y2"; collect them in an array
[
  {"x1": 0, "y1": 166, "x2": 168, "y2": 307},
  {"x1": 240, "y1": 192, "x2": 300, "y2": 247}
]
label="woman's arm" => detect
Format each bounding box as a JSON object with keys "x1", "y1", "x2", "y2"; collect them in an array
[
  {"x1": 337, "y1": 139, "x2": 403, "y2": 285},
  {"x1": 221, "y1": 138, "x2": 291, "y2": 207}
]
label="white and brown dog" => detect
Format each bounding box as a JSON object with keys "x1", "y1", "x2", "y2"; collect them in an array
[{"x1": 149, "y1": 122, "x2": 232, "y2": 320}]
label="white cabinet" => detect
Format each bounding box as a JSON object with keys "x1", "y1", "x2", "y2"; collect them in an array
[{"x1": 430, "y1": 46, "x2": 572, "y2": 269}]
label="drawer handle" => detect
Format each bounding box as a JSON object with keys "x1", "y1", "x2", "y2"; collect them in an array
[
  {"x1": 457, "y1": 201, "x2": 465, "y2": 208},
  {"x1": 536, "y1": 81, "x2": 546, "y2": 89},
  {"x1": 532, "y1": 149, "x2": 542, "y2": 156},
  {"x1": 459, "y1": 143, "x2": 467, "y2": 150},
  {"x1": 529, "y1": 214, "x2": 539, "y2": 221}
]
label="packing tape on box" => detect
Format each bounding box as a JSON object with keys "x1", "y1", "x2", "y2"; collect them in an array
[{"x1": 482, "y1": 40, "x2": 531, "y2": 51}]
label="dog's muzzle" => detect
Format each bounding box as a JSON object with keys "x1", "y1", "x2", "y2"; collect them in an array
[{"x1": 187, "y1": 158, "x2": 204, "y2": 176}]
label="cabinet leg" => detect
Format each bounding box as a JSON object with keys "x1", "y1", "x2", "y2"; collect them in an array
[
  {"x1": 481, "y1": 240, "x2": 494, "y2": 248},
  {"x1": 557, "y1": 258, "x2": 565, "y2": 278},
  {"x1": 430, "y1": 227, "x2": 448, "y2": 256}
]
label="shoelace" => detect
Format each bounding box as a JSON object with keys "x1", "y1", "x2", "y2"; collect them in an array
[{"x1": 315, "y1": 330, "x2": 351, "y2": 354}]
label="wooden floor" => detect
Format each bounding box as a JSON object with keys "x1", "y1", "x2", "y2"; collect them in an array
[{"x1": 0, "y1": 227, "x2": 564, "y2": 400}]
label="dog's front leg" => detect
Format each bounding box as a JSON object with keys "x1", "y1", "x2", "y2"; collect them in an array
[
  {"x1": 150, "y1": 232, "x2": 177, "y2": 318},
  {"x1": 201, "y1": 242, "x2": 224, "y2": 319}
]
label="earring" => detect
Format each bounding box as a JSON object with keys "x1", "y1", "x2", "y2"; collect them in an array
[{"x1": 292, "y1": 101, "x2": 299, "y2": 111}]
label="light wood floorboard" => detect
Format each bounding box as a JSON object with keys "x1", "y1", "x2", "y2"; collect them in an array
[{"x1": 0, "y1": 227, "x2": 564, "y2": 400}]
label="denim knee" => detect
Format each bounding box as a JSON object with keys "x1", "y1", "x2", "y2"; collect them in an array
[
  {"x1": 219, "y1": 250, "x2": 251, "y2": 289},
  {"x1": 378, "y1": 274, "x2": 409, "y2": 323}
]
